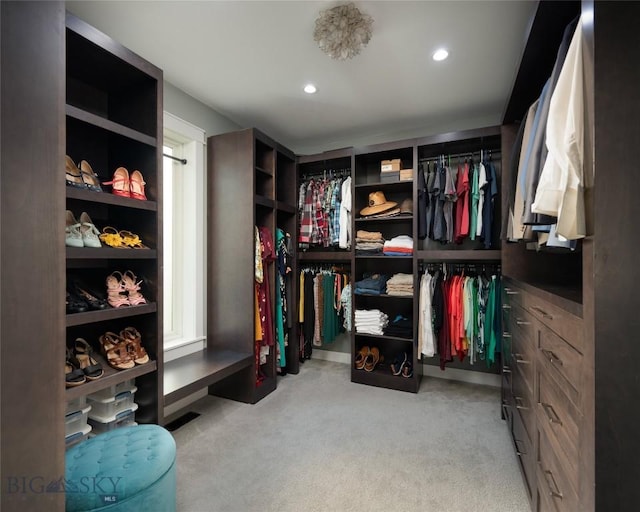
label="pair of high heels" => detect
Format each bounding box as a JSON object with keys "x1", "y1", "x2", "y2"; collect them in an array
[
  {"x1": 66, "y1": 210, "x2": 101, "y2": 248},
  {"x1": 65, "y1": 155, "x2": 102, "y2": 192},
  {"x1": 103, "y1": 167, "x2": 147, "y2": 200},
  {"x1": 65, "y1": 338, "x2": 104, "y2": 387},
  {"x1": 99, "y1": 328, "x2": 149, "y2": 370},
  {"x1": 66, "y1": 279, "x2": 109, "y2": 314},
  {"x1": 106, "y1": 270, "x2": 147, "y2": 308}
]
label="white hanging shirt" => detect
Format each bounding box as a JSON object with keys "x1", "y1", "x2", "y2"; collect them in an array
[
  {"x1": 338, "y1": 176, "x2": 352, "y2": 249},
  {"x1": 531, "y1": 19, "x2": 585, "y2": 240}
]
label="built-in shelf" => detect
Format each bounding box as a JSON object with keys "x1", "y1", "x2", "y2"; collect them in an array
[
  {"x1": 355, "y1": 255, "x2": 413, "y2": 259},
  {"x1": 66, "y1": 303, "x2": 157, "y2": 327},
  {"x1": 66, "y1": 104, "x2": 157, "y2": 147},
  {"x1": 254, "y1": 195, "x2": 275, "y2": 209},
  {"x1": 354, "y1": 332, "x2": 414, "y2": 342},
  {"x1": 66, "y1": 187, "x2": 158, "y2": 211},
  {"x1": 416, "y1": 250, "x2": 501, "y2": 261},
  {"x1": 276, "y1": 201, "x2": 296, "y2": 214},
  {"x1": 255, "y1": 166, "x2": 273, "y2": 177},
  {"x1": 298, "y1": 251, "x2": 351, "y2": 262},
  {"x1": 355, "y1": 215, "x2": 413, "y2": 223},
  {"x1": 354, "y1": 293, "x2": 413, "y2": 299},
  {"x1": 164, "y1": 349, "x2": 253, "y2": 406},
  {"x1": 66, "y1": 358, "x2": 157, "y2": 401},
  {"x1": 66, "y1": 247, "x2": 157, "y2": 259},
  {"x1": 355, "y1": 180, "x2": 413, "y2": 189}
]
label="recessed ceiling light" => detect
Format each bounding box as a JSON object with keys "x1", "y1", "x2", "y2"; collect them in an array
[
  {"x1": 432, "y1": 48, "x2": 449, "y2": 62},
  {"x1": 304, "y1": 84, "x2": 317, "y2": 94}
]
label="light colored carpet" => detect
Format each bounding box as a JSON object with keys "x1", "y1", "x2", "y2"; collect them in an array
[{"x1": 172, "y1": 360, "x2": 530, "y2": 512}]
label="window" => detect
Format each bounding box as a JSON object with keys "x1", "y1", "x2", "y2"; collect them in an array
[{"x1": 163, "y1": 113, "x2": 206, "y2": 361}]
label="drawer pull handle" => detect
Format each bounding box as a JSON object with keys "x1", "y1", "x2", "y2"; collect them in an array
[
  {"x1": 514, "y1": 438, "x2": 527, "y2": 456},
  {"x1": 503, "y1": 332, "x2": 512, "y2": 338},
  {"x1": 516, "y1": 319, "x2": 531, "y2": 326},
  {"x1": 502, "y1": 304, "x2": 512, "y2": 310},
  {"x1": 502, "y1": 366, "x2": 512, "y2": 374},
  {"x1": 541, "y1": 349, "x2": 564, "y2": 366},
  {"x1": 541, "y1": 402, "x2": 563, "y2": 425},
  {"x1": 531, "y1": 306, "x2": 553, "y2": 320},
  {"x1": 505, "y1": 290, "x2": 520, "y2": 295},
  {"x1": 514, "y1": 396, "x2": 529, "y2": 410},
  {"x1": 543, "y1": 468, "x2": 563, "y2": 499},
  {"x1": 513, "y1": 353, "x2": 531, "y2": 365}
]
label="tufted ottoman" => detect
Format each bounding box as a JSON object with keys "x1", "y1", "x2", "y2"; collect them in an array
[{"x1": 65, "y1": 425, "x2": 176, "y2": 512}]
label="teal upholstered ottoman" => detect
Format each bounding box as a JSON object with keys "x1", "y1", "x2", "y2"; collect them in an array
[{"x1": 65, "y1": 425, "x2": 176, "y2": 512}]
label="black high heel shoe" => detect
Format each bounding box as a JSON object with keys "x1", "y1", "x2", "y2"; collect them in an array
[
  {"x1": 66, "y1": 291, "x2": 87, "y2": 314},
  {"x1": 72, "y1": 281, "x2": 109, "y2": 310}
]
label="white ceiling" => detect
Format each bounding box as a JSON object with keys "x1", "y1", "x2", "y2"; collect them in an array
[{"x1": 66, "y1": 0, "x2": 537, "y2": 154}]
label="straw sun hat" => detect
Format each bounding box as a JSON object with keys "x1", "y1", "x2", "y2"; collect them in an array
[{"x1": 359, "y1": 191, "x2": 398, "y2": 216}]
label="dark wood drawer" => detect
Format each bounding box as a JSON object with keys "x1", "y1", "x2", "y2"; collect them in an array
[
  {"x1": 511, "y1": 339, "x2": 534, "y2": 398},
  {"x1": 538, "y1": 431, "x2": 579, "y2": 512},
  {"x1": 502, "y1": 330, "x2": 513, "y2": 375},
  {"x1": 511, "y1": 303, "x2": 537, "y2": 347},
  {"x1": 537, "y1": 371, "x2": 579, "y2": 487},
  {"x1": 520, "y1": 292, "x2": 583, "y2": 353},
  {"x1": 512, "y1": 404, "x2": 535, "y2": 500},
  {"x1": 513, "y1": 363, "x2": 535, "y2": 444},
  {"x1": 537, "y1": 476, "x2": 559, "y2": 512},
  {"x1": 538, "y1": 324, "x2": 582, "y2": 404},
  {"x1": 503, "y1": 284, "x2": 526, "y2": 309}
]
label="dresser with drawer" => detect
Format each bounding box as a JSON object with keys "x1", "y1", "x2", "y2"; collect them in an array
[{"x1": 501, "y1": 278, "x2": 584, "y2": 512}]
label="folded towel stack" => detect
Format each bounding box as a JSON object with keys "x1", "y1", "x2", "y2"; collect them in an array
[
  {"x1": 355, "y1": 230, "x2": 385, "y2": 255},
  {"x1": 355, "y1": 309, "x2": 389, "y2": 336},
  {"x1": 383, "y1": 235, "x2": 413, "y2": 256}
]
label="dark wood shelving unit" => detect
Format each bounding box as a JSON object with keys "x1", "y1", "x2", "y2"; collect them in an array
[
  {"x1": 355, "y1": 255, "x2": 413, "y2": 259},
  {"x1": 255, "y1": 195, "x2": 275, "y2": 209},
  {"x1": 255, "y1": 165, "x2": 272, "y2": 177},
  {"x1": 66, "y1": 303, "x2": 157, "y2": 327},
  {"x1": 355, "y1": 215, "x2": 413, "y2": 223},
  {"x1": 354, "y1": 332, "x2": 414, "y2": 343},
  {"x1": 355, "y1": 180, "x2": 413, "y2": 189},
  {"x1": 64, "y1": 10, "x2": 164, "y2": 439},
  {"x1": 353, "y1": 293, "x2": 413, "y2": 300},
  {"x1": 163, "y1": 349, "x2": 253, "y2": 406},
  {"x1": 275, "y1": 201, "x2": 296, "y2": 214},
  {"x1": 351, "y1": 368, "x2": 418, "y2": 392}
]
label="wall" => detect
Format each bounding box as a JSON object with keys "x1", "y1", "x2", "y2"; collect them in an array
[{"x1": 164, "y1": 81, "x2": 241, "y2": 137}]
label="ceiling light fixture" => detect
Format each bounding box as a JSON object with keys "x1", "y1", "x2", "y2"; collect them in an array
[
  {"x1": 432, "y1": 48, "x2": 449, "y2": 62},
  {"x1": 313, "y1": 2, "x2": 373, "y2": 61},
  {"x1": 304, "y1": 84, "x2": 317, "y2": 94}
]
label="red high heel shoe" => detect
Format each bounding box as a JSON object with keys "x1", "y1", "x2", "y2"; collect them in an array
[
  {"x1": 129, "y1": 170, "x2": 147, "y2": 200},
  {"x1": 103, "y1": 167, "x2": 130, "y2": 198}
]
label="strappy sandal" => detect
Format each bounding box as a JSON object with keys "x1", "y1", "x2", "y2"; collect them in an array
[
  {"x1": 355, "y1": 346, "x2": 370, "y2": 370},
  {"x1": 122, "y1": 270, "x2": 147, "y2": 306},
  {"x1": 65, "y1": 155, "x2": 86, "y2": 189},
  {"x1": 120, "y1": 327, "x2": 149, "y2": 364},
  {"x1": 79, "y1": 160, "x2": 103, "y2": 192},
  {"x1": 391, "y1": 352, "x2": 408, "y2": 376},
  {"x1": 103, "y1": 167, "x2": 130, "y2": 198},
  {"x1": 65, "y1": 210, "x2": 83, "y2": 248},
  {"x1": 79, "y1": 212, "x2": 102, "y2": 248},
  {"x1": 99, "y1": 227, "x2": 126, "y2": 248},
  {"x1": 99, "y1": 332, "x2": 135, "y2": 370},
  {"x1": 74, "y1": 338, "x2": 104, "y2": 380},
  {"x1": 105, "y1": 271, "x2": 130, "y2": 308},
  {"x1": 129, "y1": 170, "x2": 147, "y2": 200},
  {"x1": 72, "y1": 280, "x2": 108, "y2": 310},
  {"x1": 119, "y1": 230, "x2": 148, "y2": 249},
  {"x1": 401, "y1": 361, "x2": 413, "y2": 378},
  {"x1": 364, "y1": 347, "x2": 383, "y2": 372},
  {"x1": 65, "y1": 348, "x2": 86, "y2": 387}
]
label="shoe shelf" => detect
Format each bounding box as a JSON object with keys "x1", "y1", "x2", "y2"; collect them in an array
[
  {"x1": 66, "y1": 187, "x2": 158, "y2": 211},
  {"x1": 66, "y1": 356, "x2": 157, "y2": 401},
  {"x1": 66, "y1": 105, "x2": 157, "y2": 147},
  {"x1": 66, "y1": 248, "x2": 157, "y2": 259},
  {"x1": 351, "y1": 368, "x2": 419, "y2": 393},
  {"x1": 66, "y1": 303, "x2": 157, "y2": 327},
  {"x1": 355, "y1": 332, "x2": 414, "y2": 343}
]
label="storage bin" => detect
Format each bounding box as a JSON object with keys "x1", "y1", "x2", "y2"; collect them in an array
[
  {"x1": 65, "y1": 424, "x2": 92, "y2": 450},
  {"x1": 88, "y1": 405, "x2": 138, "y2": 435},
  {"x1": 87, "y1": 379, "x2": 135, "y2": 401},
  {"x1": 87, "y1": 386, "x2": 137, "y2": 419},
  {"x1": 65, "y1": 405, "x2": 91, "y2": 437},
  {"x1": 66, "y1": 395, "x2": 87, "y2": 415}
]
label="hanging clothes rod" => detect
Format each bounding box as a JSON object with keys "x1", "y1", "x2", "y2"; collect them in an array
[
  {"x1": 163, "y1": 153, "x2": 187, "y2": 165},
  {"x1": 418, "y1": 149, "x2": 501, "y2": 163}
]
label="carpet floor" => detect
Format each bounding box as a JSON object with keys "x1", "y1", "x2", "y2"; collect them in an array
[{"x1": 172, "y1": 360, "x2": 529, "y2": 512}]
